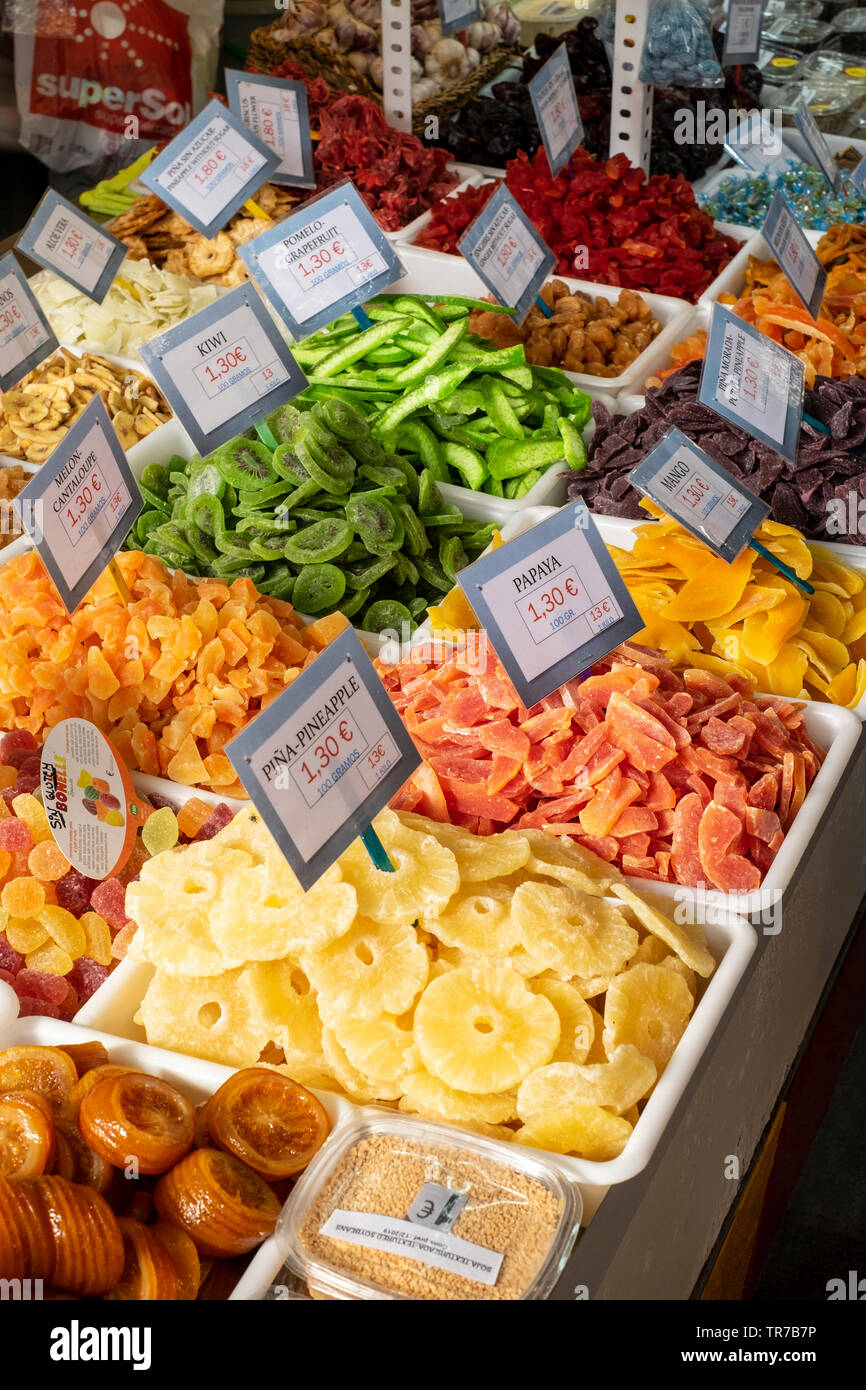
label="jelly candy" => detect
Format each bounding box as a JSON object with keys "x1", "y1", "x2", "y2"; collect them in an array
[
  {"x1": 55, "y1": 869, "x2": 98, "y2": 918},
  {"x1": 39, "y1": 906, "x2": 86, "y2": 959},
  {"x1": 25, "y1": 941, "x2": 74, "y2": 976},
  {"x1": 0, "y1": 767, "x2": 19, "y2": 789},
  {"x1": 13, "y1": 967, "x2": 69, "y2": 1005},
  {"x1": 176, "y1": 797, "x2": 213, "y2": 839},
  {"x1": 0, "y1": 934, "x2": 22, "y2": 974},
  {"x1": 0, "y1": 819, "x2": 34, "y2": 853},
  {"x1": 0, "y1": 730, "x2": 38, "y2": 761},
  {"x1": 194, "y1": 804, "x2": 235, "y2": 841},
  {"x1": 89, "y1": 879, "x2": 129, "y2": 931},
  {"x1": 67, "y1": 956, "x2": 110, "y2": 1000},
  {"x1": 27, "y1": 841, "x2": 72, "y2": 881},
  {"x1": 2, "y1": 876, "x2": 45, "y2": 917},
  {"x1": 142, "y1": 807, "x2": 179, "y2": 857},
  {"x1": 80, "y1": 912, "x2": 112, "y2": 967},
  {"x1": 111, "y1": 922, "x2": 137, "y2": 960},
  {"x1": 4, "y1": 918, "x2": 49, "y2": 953},
  {"x1": 16, "y1": 998, "x2": 61, "y2": 1018}
]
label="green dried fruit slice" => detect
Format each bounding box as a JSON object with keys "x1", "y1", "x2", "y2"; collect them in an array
[
  {"x1": 215, "y1": 438, "x2": 278, "y2": 489},
  {"x1": 345, "y1": 495, "x2": 403, "y2": 557},
  {"x1": 293, "y1": 563, "x2": 347, "y2": 613},
  {"x1": 362, "y1": 600, "x2": 415, "y2": 635},
  {"x1": 344, "y1": 554, "x2": 397, "y2": 590},
  {"x1": 283, "y1": 518, "x2": 354, "y2": 565}
]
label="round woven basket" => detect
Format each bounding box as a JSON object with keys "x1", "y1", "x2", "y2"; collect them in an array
[{"x1": 411, "y1": 47, "x2": 521, "y2": 136}]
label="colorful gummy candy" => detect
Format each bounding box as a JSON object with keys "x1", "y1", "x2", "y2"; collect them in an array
[{"x1": 0, "y1": 548, "x2": 344, "y2": 797}]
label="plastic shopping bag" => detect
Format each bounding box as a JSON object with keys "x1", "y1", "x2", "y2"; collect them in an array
[{"x1": 639, "y1": 0, "x2": 724, "y2": 88}]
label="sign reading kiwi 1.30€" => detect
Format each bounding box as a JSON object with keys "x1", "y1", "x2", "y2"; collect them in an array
[
  {"x1": 41, "y1": 719, "x2": 142, "y2": 880},
  {"x1": 139, "y1": 285, "x2": 308, "y2": 453},
  {"x1": 228, "y1": 625, "x2": 421, "y2": 889},
  {"x1": 238, "y1": 179, "x2": 406, "y2": 338}
]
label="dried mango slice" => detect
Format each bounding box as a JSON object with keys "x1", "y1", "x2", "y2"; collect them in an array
[
  {"x1": 662, "y1": 550, "x2": 754, "y2": 623},
  {"x1": 740, "y1": 593, "x2": 808, "y2": 666}
]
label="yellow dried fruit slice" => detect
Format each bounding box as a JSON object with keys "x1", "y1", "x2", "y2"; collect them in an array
[
  {"x1": 138, "y1": 968, "x2": 269, "y2": 1068},
  {"x1": 515, "y1": 1046, "x2": 657, "y2": 1121},
  {"x1": 208, "y1": 863, "x2": 357, "y2": 961},
  {"x1": 398, "y1": 812, "x2": 530, "y2": 881},
  {"x1": 603, "y1": 963, "x2": 694, "y2": 1074},
  {"x1": 512, "y1": 881, "x2": 638, "y2": 980},
  {"x1": 529, "y1": 976, "x2": 596, "y2": 1064},
  {"x1": 303, "y1": 916, "x2": 429, "y2": 1025},
  {"x1": 514, "y1": 1104, "x2": 632, "y2": 1161},
  {"x1": 127, "y1": 844, "x2": 254, "y2": 976},
  {"x1": 422, "y1": 880, "x2": 521, "y2": 956},
  {"x1": 339, "y1": 809, "x2": 459, "y2": 923},
  {"x1": 321, "y1": 1026, "x2": 401, "y2": 1103},
  {"x1": 239, "y1": 960, "x2": 323, "y2": 1061},
  {"x1": 398, "y1": 1070, "x2": 517, "y2": 1126},
  {"x1": 610, "y1": 883, "x2": 715, "y2": 977},
  {"x1": 521, "y1": 829, "x2": 622, "y2": 894},
  {"x1": 334, "y1": 1012, "x2": 420, "y2": 1085}
]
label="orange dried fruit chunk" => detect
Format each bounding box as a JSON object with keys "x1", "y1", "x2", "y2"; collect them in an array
[{"x1": 28, "y1": 840, "x2": 72, "y2": 881}]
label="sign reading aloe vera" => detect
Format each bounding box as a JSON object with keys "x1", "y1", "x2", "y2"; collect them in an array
[{"x1": 139, "y1": 286, "x2": 307, "y2": 453}]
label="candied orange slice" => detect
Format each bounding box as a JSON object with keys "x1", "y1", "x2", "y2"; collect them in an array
[
  {"x1": 56, "y1": 1041, "x2": 110, "y2": 1077},
  {"x1": 0, "y1": 1173, "x2": 56, "y2": 1281},
  {"x1": 154, "y1": 1148, "x2": 280, "y2": 1257},
  {"x1": 152, "y1": 1223, "x2": 201, "y2": 1301},
  {"x1": 0, "y1": 1090, "x2": 55, "y2": 1178},
  {"x1": 78, "y1": 1073, "x2": 195, "y2": 1175},
  {"x1": 35, "y1": 1175, "x2": 124, "y2": 1295},
  {"x1": 0, "y1": 1046, "x2": 78, "y2": 1120},
  {"x1": 204, "y1": 1067, "x2": 330, "y2": 1180},
  {"x1": 106, "y1": 1218, "x2": 179, "y2": 1301}
]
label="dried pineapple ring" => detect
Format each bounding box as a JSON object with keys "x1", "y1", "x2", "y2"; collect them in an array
[
  {"x1": 516, "y1": 1046, "x2": 657, "y2": 1121},
  {"x1": 434, "y1": 942, "x2": 545, "y2": 977},
  {"x1": 338, "y1": 810, "x2": 459, "y2": 923},
  {"x1": 187, "y1": 233, "x2": 234, "y2": 278},
  {"x1": 522, "y1": 829, "x2": 622, "y2": 894},
  {"x1": 413, "y1": 965, "x2": 560, "y2": 1094},
  {"x1": 334, "y1": 1012, "x2": 419, "y2": 1085},
  {"x1": 208, "y1": 863, "x2": 356, "y2": 962},
  {"x1": 603, "y1": 963, "x2": 694, "y2": 1074},
  {"x1": 126, "y1": 846, "x2": 256, "y2": 976},
  {"x1": 398, "y1": 1070, "x2": 517, "y2": 1125},
  {"x1": 529, "y1": 977, "x2": 596, "y2": 1064},
  {"x1": 630, "y1": 934, "x2": 696, "y2": 995},
  {"x1": 321, "y1": 1027, "x2": 400, "y2": 1103},
  {"x1": 137, "y1": 968, "x2": 269, "y2": 1069},
  {"x1": 609, "y1": 883, "x2": 715, "y2": 977},
  {"x1": 514, "y1": 1103, "x2": 632, "y2": 1161},
  {"x1": 239, "y1": 961, "x2": 323, "y2": 1062},
  {"x1": 512, "y1": 881, "x2": 638, "y2": 980},
  {"x1": 398, "y1": 812, "x2": 530, "y2": 881},
  {"x1": 303, "y1": 916, "x2": 429, "y2": 1025},
  {"x1": 423, "y1": 880, "x2": 521, "y2": 956}
]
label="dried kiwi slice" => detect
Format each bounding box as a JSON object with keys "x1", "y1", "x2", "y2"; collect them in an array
[
  {"x1": 344, "y1": 495, "x2": 403, "y2": 557},
  {"x1": 362, "y1": 600, "x2": 415, "y2": 635},
  {"x1": 272, "y1": 443, "x2": 311, "y2": 485},
  {"x1": 392, "y1": 499, "x2": 429, "y2": 557},
  {"x1": 293, "y1": 563, "x2": 346, "y2": 613},
  {"x1": 439, "y1": 535, "x2": 469, "y2": 583},
  {"x1": 344, "y1": 553, "x2": 397, "y2": 590},
  {"x1": 283, "y1": 518, "x2": 353, "y2": 565},
  {"x1": 318, "y1": 397, "x2": 368, "y2": 441},
  {"x1": 187, "y1": 463, "x2": 225, "y2": 502},
  {"x1": 215, "y1": 438, "x2": 278, "y2": 490},
  {"x1": 266, "y1": 403, "x2": 304, "y2": 445},
  {"x1": 257, "y1": 564, "x2": 296, "y2": 600}
]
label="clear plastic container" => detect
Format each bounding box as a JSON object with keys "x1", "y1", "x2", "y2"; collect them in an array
[
  {"x1": 758, "y1": 46, "x2": 806, "y2": 82},
  {"x1": 763, "y1": 0, "x2": 823, "y2": 19},
  {"x1": 773, "y1": 77, "x2": 861, "y2": 130},
  {"x1": 832, "y1": 9, "x2": 866, "y2": 53},
  {"x1": 800, "y1": 47, "x2": 866, "y2": 84},
  {"x1": 278, "y1": 1111, "x2": 582, "y2": 1301},
  {"x1": 763, "y1": 16, "x2": 837, "y2": 51}
]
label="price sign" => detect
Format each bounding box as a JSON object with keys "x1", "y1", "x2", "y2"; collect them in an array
[
  {"x1": 457, "y1": 501, "x2": 642, "y2": 708},
  {"x1": 225, "y1": 70, "x2": 315, "y2": 190},
  {"x1": 14, "y1": 394, "x2": 143, "y2": 614},
  {"x1": 628, "y1": 428, "x2": 769, "y2": 563},
  {"x1": 528, "y1": 43, "x2": 584, "y2": 177},
  {"x1": 724, "y1": 111, "x2": 794, "y2": 175},
  {"x1": 16, "y1": 191, "x2": 127, "y2": 304},
  {"x1": 140, "y1": 98, "x2": 280, "y2": 239},
  {"x1": 0, "y1": 251, "x2": 57, "y2": 391},
  {"x1": 700, "y1": 303, "x2": 804, "y2": 463},
  {"x1": 722, "y1": 0, "x2": 766, "y2": 64},
  {"x1": 228, "y1": 626, "x2": 421, "y2": 890},
  {"x1": 239, "y1": 180, "x2": 405, "y2": 338},
  {"x1": 852, "y1": 155, "x2": 866, "y2": 196},
  {"x1": 761, "y1": 192, "x2": 826, "y2": 321},
  {"x1": 437, "y1": 0, "x2": 481, "y2": 37},
  {"x1": 140, "y1": 286, "x2": 307, "y2": 453},
  {"x1": 794, "y1": 99, "x2": 839, "y2": 193},
  {"x1": 458, "y1": 185, "x2": 555, "y2": 325}
]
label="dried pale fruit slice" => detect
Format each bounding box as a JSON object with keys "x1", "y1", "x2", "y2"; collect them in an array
[
  {"x1": 303, "y1": 916, "x2": 429, "y2": 1024},
  {"x1": 423, "y1": 880, "x2": 521, "y2": 956},
  {"x1": 0, "y1": 1091, "x2": 55, "y2": 1178},
  {"x1": 514, "y1": 1104, "x2": 632, "y2": 1161},
  {"x1": 413, "y1": 965, "x2": 560, "y2": 1094},
  {"x1": 398, "y1": 812, "x2": 530, "y2": 881},
  {"x1": 609, "y1": 882, "x2": 715, "y2": 977},
  {"x1": 321, "y1": 1026, "x2": 400, "y2": 1103},
  {"x1": 126, "y1": 847, "x2": 254, "y2": 976},
  {"x1": 0, "y1": 1046, "x2": 78, "y2": 1120},
  {"x1": 398, "y1": 1070, "x2": 517, "y2": 1126},
  {"x1": 208, "y1": 862, "x2": 357, "y2": 962},
  {"x1": 512, "y1": 881, "x2": 638, "y2": 980},
  {"x1": 516, "y1": 1046, "x2": 657, "y2": 1121},
  {"x1": 334, "y1": 1012, "x2": 420, "y2": 1085},
  {"x1": 137, "y1": 968, "x2": 270, "y2": 1069},
  {"x1": 630, "y1": 933, "x2": 696, "y2": 995},
  {"x1": 239, "y1": 961, "x2": 323, "y2": 1063},
  {"x1": 529, "y1": 977, "x2": 596, "y2": 1064},
  {"x1": 603, "y1": 963, "x2": 694, "y2": 1074},
  {"x1": 204, "y1": 1067, "x2": 329, "y2": 1178},
  {"x1": 522, "y1": 829, "x2": 623, "y2": 894},
  {"x1": 434, "y1": 943, "x2": 545, "y2": 977},
  {"x1": 338, "y1": 809, "x2": 459, "y2": 923}
]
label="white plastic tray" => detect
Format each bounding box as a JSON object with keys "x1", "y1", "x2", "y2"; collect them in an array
[
  {"x1": 697, "y1": 133, "x2": 866, "y2": 229},
  {"x1": 614, "y1": 303, "x2": 709, "y2": 414},
  {"x1": 0, "y1": 989, "x2": 345, "y2": 1301}
]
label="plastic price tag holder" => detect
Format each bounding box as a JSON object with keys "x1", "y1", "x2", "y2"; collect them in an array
[
  {"x1": 528, "y1": 42, "x2": 585, "y2": 177},
  {"x1": 238, "y1": 179, "x2": 406, "y2": 338},
  {"x1": 139, "y1": 285, "x2": 308, "y2": 455},
  {"x1": 628, "y1": 427, "x2": 770, "y2": 564},
  {"x1": 794, "y1": 98, "x2": 840, "y2": 193},
  {"x1": 13, "y1": 393, "x2": 143, "y2": 615},
  {"x1": 0, "y1": 250, "x2": 58, "y2": 391},
  {"x1": 850, "y1": 154, "x2": 866, "y2": 196},
  {"x1": 722, "y1": 0, "x2": 766, "y2": 65},
  {"x1": 457, "y1": 500, "x2": 643, "y2": 709},
  {"x1": 225, "y1": 69, "x2": 316, "y2": 190},
  {"x1": 457, "y1": 185, "x2": 556, "y2": 326},
  {"x1": 227, "y1": 625, "x2": 421, "y2": 891},
  {"x1": 16, "y1": 190, "x2": 127, "y2": 305},
  {"x1": 699, "y1": 302, "x2": 804, "y2": 463},
  {"x1": 723, "y1": 111, "x2": 794, "y2": 174},
  {"x1": 140, "y1": 97, "x2": 281, "y2": 239},
  {"x1": 437, "y1": 0, "x2": 482, "y2": 38},
  {"x1": 761, "y1": 191, "x2": 827, "y2": 321}
]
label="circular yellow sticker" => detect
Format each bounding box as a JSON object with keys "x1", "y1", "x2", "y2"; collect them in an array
[
  {"x1": 771, "y1": 57, "x2": 798, "y2": 67},
  {"x1": 843, "y1": 66, "x2": 866, "y2": 77}
]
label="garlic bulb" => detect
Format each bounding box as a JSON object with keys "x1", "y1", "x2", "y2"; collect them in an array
[
  {"x1": 413, "y1": 76, "x2": 441, "y2": 102},
  {"x1": 411, "y1": 22, "x2": 436, "y2": 54},
  {"x1": 369, "y1": 55, "x2": 384, "y2": 88},
  {"x1": 346, "y1": 50, "x2": 371, "y2": 73},
  {"x1": 465, "y1": 45, "x2": 481, "y2": 69},
  {"x1": 484, "y1": 0, "x2": 521, "y2": 43},
  {"x1": 466, "y1": 20, "x2": 499, "y2": 52},
  {"x1": 411, "y1": 55, "x2": 424, "y2": 79},
  {"x1": 346, "y1": 0, "x2": 378, "y2": 23},
  {"x1": 425, "y1": 37, "x2": 469, "y2": 85}
]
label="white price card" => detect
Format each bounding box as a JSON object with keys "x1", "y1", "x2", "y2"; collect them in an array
[
  {"x1": 140, "y1": 286, "x2": 307, "y2": 454},
  {"x1": 140, "y1": 98, "x2": 280, "y2": 239},
  {"x1": 722, "y1": 0, "x2": 766, "y2": 64},
  {"x1": 0, "y1": 251, "x2": 57, "y2": 390},
  {"x1": 437, "y1": 0, "x2": 481, "y2": 38},
  {"x1": 761, "y1": 191, "x2": 826, "y2": 321},
  {"x1": 700, "y1": 303, "x2": 804, "y2": 463},
  {"x1": 14, "y1": 394, "x2": 143, "y2": 614},
  {"x1": 457, "y1": 185, "x2": 555, "y2": 325},
  {"x1": 724, "y1": 110, "x2": 794, "y2": 175},
  {"x1": 228, "y1": 626, "x2": 421, "y2": 890},
  {"x1": 225, "y1": 69, "x2": 315, "y2": 190},
  {"x1": 528, "y1": 43, "x2": 584, "y2": 177},
  {"x1": 794, "y1": 99, "x2": 839, "y2": 193},
  {"x1": 239, "y1": 180, "x2": 406, "y2": 338},
  {"x1": 16, "y1": 190, "x2": 127, "y2": 304},
  {"x1": 457, "y1": 501, "x2": 642, "y2": 708},
  {"x1": 628, "y1": 427, "x2": 769, "y2": 563}
]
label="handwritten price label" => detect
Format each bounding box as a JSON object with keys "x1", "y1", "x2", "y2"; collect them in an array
[
  {"x1": 226, "y1": 71, "x2": 315, "y2": 189},
  {"x1": 762, "y1": 191, "x2": 826, "y2": 320},
  {"x1": 629, "y1": 427, "x2": 769, "y2": 563},
  {"x1": 141, "y1": 99, "x2": 280, "y2": 239},
  {"x1": 228, "y1": 627, "x2": 420, "y2": 890},
  {"x1": 18, "y1": 191, "x2": 126, "y2": 303},
  {"x1": 528, "y1": 43, "x2": 584, "y2": 176},
  {"x1": 458, "y1": 501, "x2": 641, "y2": 707},
  {"x1": 458, "y1": 185, "x2": 555, "y2": 325},
  {"x1": 0, "y1": 254, "x2": 57, "y2": 390},
  {"x1": 701, "y1": 302, "x2": 803, "y2": 462},
  {"x1": 722, "y1": 0, "x2": 765, "y2": 63}
]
